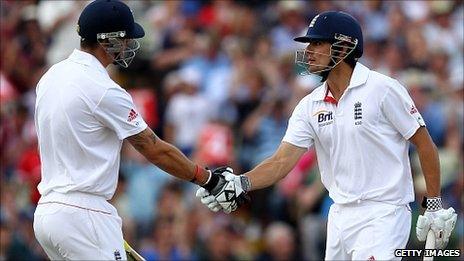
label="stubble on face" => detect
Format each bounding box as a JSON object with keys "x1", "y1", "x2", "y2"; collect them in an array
[{"x1": 306, "y1": 41, "x2": 332, "y2": 73}]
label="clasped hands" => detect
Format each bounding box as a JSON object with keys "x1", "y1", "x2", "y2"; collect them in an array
[{"x1": 196, "y1": 166, "x2": 250, "y2": 213}]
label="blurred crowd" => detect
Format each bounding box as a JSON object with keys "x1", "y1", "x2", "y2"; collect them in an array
[{"x1": 1, "y1": 0, "x2": 463, "y2": 260}]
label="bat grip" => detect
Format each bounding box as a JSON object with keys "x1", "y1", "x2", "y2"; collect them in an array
[{"x1": 423, "y1": 230, "x2": 435, "y2": 261}]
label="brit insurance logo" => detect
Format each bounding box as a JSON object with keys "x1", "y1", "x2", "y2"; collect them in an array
[
  {"x1": 354, "y1": 101, "x2": 362, "y2": 125},
  {"x1": 314, "y1": 110, "x2": 334, "y2": 127}
]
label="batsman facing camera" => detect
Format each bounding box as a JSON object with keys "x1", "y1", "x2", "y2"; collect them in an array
[
  {"x1": 197, "y1": 167, "x2": 250, "y2": 213},
  {"x1": 195, "y1": 9, "x2": 458, "y2": 259}
]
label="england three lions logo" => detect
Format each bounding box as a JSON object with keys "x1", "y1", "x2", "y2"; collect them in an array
[{"x1": 354, "y1": 102, "x2": 362, "y2": 125}]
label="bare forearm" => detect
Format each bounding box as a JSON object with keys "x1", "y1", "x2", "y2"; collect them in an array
[
  {"x1": 149, "y1": 140, "x2": 197, "y2": 180},
  {"x1": 244, "y1": 156, "x2": 290, "y2": 191},
  {"x1": 244, "y1": 143, "x2": 305, "y2": 191},
  {"x1": 410, "y1": 127, "x2": 441, "y2": 197},
  {"x1": 416, "y1": 143, "x2": 441, "y2": 197},
  {"x1": 127, "y1": 128, "x2": 210, "y2": 185}
]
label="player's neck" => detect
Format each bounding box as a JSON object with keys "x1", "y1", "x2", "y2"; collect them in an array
[
  {"x1": 80, "y1": 46, "x2": 112, "y2": 68},
  {"x1": 326, "y1": 63, "x2": 354, "y2": 101}
]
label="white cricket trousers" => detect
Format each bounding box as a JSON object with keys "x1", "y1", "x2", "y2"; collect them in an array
[
  {"x1": 325, "y1": 200, "x2": 411, "y2": 260},
  {"x1": 33, "y1": 191, "x2": 127, "y2": 260}
]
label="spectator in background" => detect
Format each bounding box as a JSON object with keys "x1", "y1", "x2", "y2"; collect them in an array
[
  {"x1": 277, "y1": 148, "x2": 328, "y2": 260},
  {"x1": 402, "y1": 70, "x2": 447, "y2": 146},
  {"x1": 120, "y1": 143, "x2": 174, "y2": 238},
  {"x1": 405, "y1": 25, "x2": 429, "y2": 70},
  {"x1": 193, "y1": 117, "x2": 236, "y2": 170},
  {"x1": 230, "y1": 66, "x2": 266, "y2": 128},
  {"x1": 257, "y1": 222, "x2": 298, "y2": 261},
  {"x1": 149, "y1": 1, "x2": 197, "y2": 72},
  {"x1": 270, "y1": 1, "x2": 306, "y2": 58},
  {"x1": 164, "y1": 67, "x2": 213, "y2": 156},
  {"x1": 181, "y1": 31, "x2": 233, "y2": 107},
  {"x1": 36, "y1": 1, "x2": 83, "y2": 65},
  {"x1": 0, "y1": 221, "x2": 13, "y2": 260},
  {"x1": 140, "y1": 182, "x2": 194, "y2": 261},
  {"x1": 141, "y1": 215, "x2": 192, "y2": 261},
  {"x1": 110, "y1": 174, "x2": 136, "y2": 246},
  {"x1": 242, "y1": 97, "x2": 289, "y2": 167},
  {"x1": 362, "y1": 0, "x2": 389, "y2": 42},
  {"x1": 375, "y1": 41, "x2": 404, "y2": 77},
  {"x1": 199, "y1": 215, "x2": 239, "y2": 261}
]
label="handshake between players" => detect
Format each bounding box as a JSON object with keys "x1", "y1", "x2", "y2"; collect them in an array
[{"x1": 196, "y1": 167, "x2": 251, "y2": 214}]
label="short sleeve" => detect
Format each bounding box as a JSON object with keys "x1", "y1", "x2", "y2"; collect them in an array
[
  {"x1": 381, "y1": 81, "x2": 426, "y2": 140},
  {"x1": 282, "y1": 99, "x2": 315, "y2": 149},
  {"x1": 94, "y1": 87, "x2": 148, "y2": 140}
]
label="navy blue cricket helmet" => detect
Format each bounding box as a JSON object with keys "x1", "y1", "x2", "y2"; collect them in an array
[
  {"x1": 294, "y1": 11, "x2": 363, "y2": 58},
  {"x1": 77, "y1": 0, "x2": 145, "y2": 42}
]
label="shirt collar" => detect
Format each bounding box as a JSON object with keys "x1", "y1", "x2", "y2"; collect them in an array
[
  {"x1": 347, "y1": 62, "x2": 370, "y2": 89},
  {"x1": 68, "y1": 49, "x2": 108, "y2": 74},
  {"x1": 311, "y1": 62, "x2": 371, "y2": 102}
]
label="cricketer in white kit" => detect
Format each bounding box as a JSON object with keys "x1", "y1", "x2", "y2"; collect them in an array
[
  {"x1": 33, "y1": 1, "x2": 224, "y2": 260},
  {"x1": 196, "y1": 11, "x2": 458, "y2": 260}
]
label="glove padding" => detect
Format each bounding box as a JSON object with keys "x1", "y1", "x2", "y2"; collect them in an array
[
  {"x1": 195, "y1": 187, "x2": 221, "y2": 212},
  {"x1": 196, "y1": 166, "x2": 250, "y2": 214},
  {"x1": 195, "y1": 167, "x2": 229, "y2": 212},
  {"x1": 215, "y1": 170, "x2": 250, "y2": 213},
  {"x1": 416, "y1": 207, "x2": 457, "y2": 249}
]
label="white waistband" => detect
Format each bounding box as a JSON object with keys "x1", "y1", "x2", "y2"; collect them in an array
[
  {"x1": 38, "y1": 191, "x2": 117, "y2": 215},
  {"x1": 334, "y1": 200, "x2": 408, "y2": 209}
]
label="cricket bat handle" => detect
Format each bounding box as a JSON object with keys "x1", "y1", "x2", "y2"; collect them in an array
[
  {"x1": 423, "y1": 230, "x2": 435, "y2": 261},
  {"x1": 124, "y1": 240, "x2": 146, "y2": 261}
]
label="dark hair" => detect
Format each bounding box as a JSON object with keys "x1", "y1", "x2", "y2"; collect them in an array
[
  {"x1": 331, "y1": 42, "x2": 357, "y2": 68},
  {"x1": 344, "y1": 52, "x2": 357, "y2": 68},
  {"x1": 80, "y1": 38, "x2": 98, "y2": 49}
]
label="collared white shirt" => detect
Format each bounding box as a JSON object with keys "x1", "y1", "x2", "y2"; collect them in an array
[
  {"x1": 35, "y1": 49, "x2": 147, "y2": 199},
  {"x1": 283, "y1": 63, "x2": 425, "y2": 205}
]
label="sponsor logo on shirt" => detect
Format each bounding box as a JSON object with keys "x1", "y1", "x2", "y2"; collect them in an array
[
  {"x1": 314, "y1": 110, "x2": 334, "y2": 127},
  {"x1": 354, "y1": 101, "x2": 362, "y2": 125},
  {"x1": 127, "y1": 109, "x2": 138, "y2": 122},
  {"x1": 368, "y1": 255, "x2": 375, "y2": 260},
  {"x1": 410, "y1": 105, "x2": 418, "y2": 114}
]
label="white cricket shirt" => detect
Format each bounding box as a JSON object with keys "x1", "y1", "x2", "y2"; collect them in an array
[
  {"x1": 283, "y1": 63, "x2": 425, "y2": 205},
  {"x1": 35, "y1": 49, "x2": 147, "y2": 200}
]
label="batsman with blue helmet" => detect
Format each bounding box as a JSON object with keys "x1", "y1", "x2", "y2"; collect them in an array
[
  {"x1": 33, "y1": 1, "x2": 223, "y2": 259},
  {"x1": 197, "y1": 11, "x2": 457, "y2": 260}
]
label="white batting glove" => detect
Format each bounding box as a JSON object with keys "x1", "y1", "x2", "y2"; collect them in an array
[
  {"x1": 195, "y1": 187, "x2": 222, "y2": 212},
  {"x1": 216, "y1": 171, "x2": 251, "y2": 214},
  {"x1": 416, "y1": 197, "x2": 457, "y2": 249}
]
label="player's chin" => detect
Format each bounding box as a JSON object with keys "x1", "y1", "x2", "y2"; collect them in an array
[{"x1": 308, "y1": 65, "x2": 326, "y2": 73}]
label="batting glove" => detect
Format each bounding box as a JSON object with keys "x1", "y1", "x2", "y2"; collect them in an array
[
  {"x1": 215, "y1": 169, "x2": 251, "y2": 213},
  {"x1": 197, "y1": 166, "x2": 251, "y2": 214},
  {"x1": 196, "y1": 187, "x2": 222, "y2": 212},
  {"x1": 195, "y1": 166, "x2": 233, "y2": 212},
  {"x1": 416, "y1": 197, "x2": 457, "y2": 249}
]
